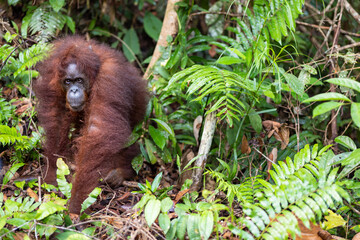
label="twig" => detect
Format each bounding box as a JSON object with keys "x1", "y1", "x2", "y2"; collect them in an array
[
  {"x1": 0, "y1": 46, "x2": 18, "y2": 73},
  {"x1": 328, "y1": 0, "x2": 344, "y2": 142},
  {"x1": 189, "y1": 11, "x2": 241, "y2": 18},
  {"x1": 336, "y1": 42, "x2": 360, "y2": 52},
  {"x1": 296, "y1": 20, "x2": 360, "y2": 37},
  {"x1": 343, "y1": 0, "x2": 360, "y2": 25}
]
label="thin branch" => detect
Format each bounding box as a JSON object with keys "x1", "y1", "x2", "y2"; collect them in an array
[
  {"x1": 343, "y1": 0, "x2": 360, "y2": 25},
  {"x1": 296, "y1": 20, "x2": 360, "y2": 37},
  {"x1": 336, "y1": 41, "x2": 360, "y2": 52}
]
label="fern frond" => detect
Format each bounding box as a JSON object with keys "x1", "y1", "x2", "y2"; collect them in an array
[
  {"x1": 227, "y1": 0, "x2": 305, "y2": 63},
  {"x1": 14, "y1": 42, "x2": 51, "y2": 78},
  {"x1": 0, "y1": 44, "x2": 16, "y2": 62},
  {"x1": 28, "y1": 4, "x2": 66, "y2": 42},
  {"x1": 0, "y1": 98, "x2": 15, "y2": 123},
  {"x1": 168, "y1": 65, "x2": 255, "y2": 125},
  {"x1": 232, "y1": 144, "x2": 350, "y2": 239},
  {"x1": 0, "y1": 125, "x2": 30, "y2": 149}
]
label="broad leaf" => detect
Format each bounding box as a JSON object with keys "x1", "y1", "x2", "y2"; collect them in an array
[
  {"x1": 199, "y1": 211, "x2": 214, "y2": 240},
  {"x1": 351, "y1": 102, "x2": 360, "y2": 128},
  {"x1": 158, "y1": 213, "x2": 171, "y2": 234},
  {"x1": 313, "y1": 102, "x2": 344, "y2": 117},
  {"x1": 334, "y1": 136, "x2": 357, "y2": 151},
  {"x1": 303, "y1": 93, "x2": 351, "y2": 103},
  {"x1": 144, "y1": 12, "x2": 162, "y2": 41},
  {"x1": 249, "y1": 109, "x2": 263, "y2": 133},
  {"x1": 35, "y1": 202, "x2": 65, "y2": 220},
  {"x1": 123, "y1": 28, "x2": 140, "y2": 62},
  {"x1": 145, "y1": 199, "x2": 161, "y2": 227},
  {"x1": 161, "y1": 197, "x2": 174, "y2": 213},
  {"x1": 216, "y1": 56, "x2": 243, "y2": 65},
  {"x1": 144, "y1": 138, "x2": 157, "y2": 164},
  {"x1": 151, "y1": 118, "x2": 175, "y2": 138},
  {"x1": 187, "y1": 214, "x2": 201, "y2": 240},
  {"x1": 149, "y1": 125, "x2": 166, "y2": 150},
  {"x1": 284, "y1": 73, "x2": 304, "y2": 95},
  {"x1": 49, "y1": 0, "x2": 65, "y2": 12},
  {"x1": 80, "y1": 187, "x2": 101, "y2": 213},
  {"x1": 55, "y1": 232, "x2": 90, "y2": 240},
  {"x1": 56, "y1": 158, "x2": 72, "y2": 199},
  {"x1": 326, "y1": 78, "x2": 360, "y2": 93}
]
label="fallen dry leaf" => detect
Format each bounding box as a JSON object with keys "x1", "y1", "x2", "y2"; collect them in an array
[
  {"x1": 13, "y1": 232, "x2": 27, "y2": 240},
  {"x1": 116, "y1": 192, "x2": 130, "y2": 201},
  {"x1": 241, "y1": 135, "x2": 251, "y2": 154},
  {"x1": 266, "y1": 148, "x2": 278, "y2": 181},
  {"x1": 280, "y1": 125, "x2": 289, "y2": 149},
  {"x1": 27, "y1": 188, "x2": 39, "y2": 202},
  {"x1": 263, "y1": 120, "x2": 289, "y2": 149},
  {"x1": 174, "y1": 189, "x2": 189, "y2": 204},
  {"x1": 262, "y1": 120, "x2": 282, "y2": 132}
]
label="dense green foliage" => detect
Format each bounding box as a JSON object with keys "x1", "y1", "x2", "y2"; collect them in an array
[{"x1": 1, "y1": 0, "x2": 360, "y2": 239}]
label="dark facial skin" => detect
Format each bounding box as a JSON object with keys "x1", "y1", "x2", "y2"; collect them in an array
[{"x1": 62, "y1": 63, "x2": 89, "y2": 112}]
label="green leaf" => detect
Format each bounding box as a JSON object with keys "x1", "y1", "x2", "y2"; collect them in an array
[
  {"x1": 339, "y1": 148, "x2": 360, "y2": 166},
  {"x1": 123, "y1": 28, "x2": 140, "y2": 62},
  {"x1": 326, "y1": 78, "x2": 360, "y2": 93},
  {"x1": 56, "y1": 158, "x2": 72, "y2": 199},
  {"x1": 133, "y1": 194, "x2": 152, "y2": 210},
  {"x1": 334, "y1": 136, "x2": 357, "y2": 151},
  {"x1": 144, "y1": 138, "x2": 157, "y2": 164},
  {"x1": 284, "y1": 73, "x2": 304, "y2": 95},
  {"x1": 49, "y1": 0, "x2": 65, "y2": 12},
  {"x1": 298, "y1": 70, "x2": 310, "y2": 85},
  {"x1": 249, "y1": 110, "x2": 263, "y2": 133},
  {"x1": 228, "y1": 47, "x2": 246, "y2": 59},
  {"x1": 166, "y1": 219, "x2": 177, "y2": 240},
  {"x1": 161, "y1": 197, "x2": 174, "y2": 213},
  {"x1": 144, "y1": 12, "x2": 163, "y2": 41},
  {"x1": 187, "y1": 214, "x2": 201, "y2": 240},
  {"x1": 80, "y1": 187, "x2": 101, "y2": 213},
  {"x1": 55, "y1": 232, "x2": 90, "y2": 240},
  {"x1": 7, "y1": 218, "x2": 29, "y2": 229},
  {"x1": 303, "y1": 93, "x2": 351, "y2": 103},
  {"x1": 216, "y1": 56, "x2": 243, "y2": 65},
  {"x1": 151, "y1": 118, "x2": 175, "y2": 138},
  {"x1": 149, "y1": 125, "x2": 166, "y2": 150},
  {"x1": 199, "y1": 211, "x2": 213, "y2": 240},
  {"x1": 145, "y1": 199, "x2": 161, "y2": 227},
  {"x1": 313, "y1": 102, "x2": 344, "y2": 117},
  {"x1": 2, "y1": 163, "x2": 24, "y2": 186},
  {"x1": 159, "y1": 213, "x2": 171, "y2": 234},
  {"x1": 35, "y1": 202, "x2": 66, "y2": 220},
  {"x1": 268, "y1": 17, "x2": 281, "y2": 43},
  {"x1": 176, "y1": 215, "x2": 188, "y2": 239},
  {"x1": 151, "y1": 172, "x2": 163, "y2": 192},
  {"x1": 8, "y1": 0, "x2": 20, "y2": 5},
  {"x1": 0, "y1": 216, "x2": 6, "y2": 230},
  {"x1": 351, "y1": 102, "x2": 360, "y2": 128},
  {"x1": 65, "y1": 16, "x2": 75, "y2": 33}
]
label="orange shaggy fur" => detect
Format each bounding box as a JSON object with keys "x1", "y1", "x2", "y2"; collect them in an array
[{"x1": 34, "y1": 36, "x2": 148, "y2": 213}]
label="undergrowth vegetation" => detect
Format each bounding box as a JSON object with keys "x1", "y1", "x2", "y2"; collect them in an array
[{"x1": 1, "y1": 0, "x2": 360, "y2": 239}]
